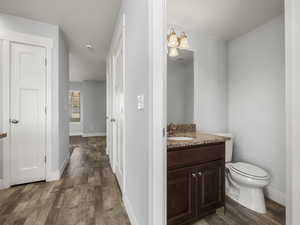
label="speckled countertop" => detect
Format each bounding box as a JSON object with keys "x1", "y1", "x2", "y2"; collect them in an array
[
  {"x1": 0, "y1": 133, "x2": 7, "y2": 139},
  {"x1": 167, "y1": 132, "x2": 227, "y2": 150}
]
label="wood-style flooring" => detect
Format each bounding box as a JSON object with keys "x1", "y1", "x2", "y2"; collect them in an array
[
  {"x1": 0, "y1": 136, "x2": 285, "y2": 225},
  {"x1": 0, "y1": 136, "x2": 130, "y2": 225},
  {"x1": 193, "y1": 197, "x2": 285, "y2": 225}
]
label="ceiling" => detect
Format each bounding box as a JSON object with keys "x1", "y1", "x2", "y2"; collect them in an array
[
  {"x1": 168, "y1": 0, "x2": 284, "y2": 40},
  {"x1": 0, "y1": 0, "x2": 121, "y2": 81}
]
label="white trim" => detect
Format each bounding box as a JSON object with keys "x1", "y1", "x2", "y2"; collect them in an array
[
  {"x1": 59, "y1": 153, "x2": 70, "y2": 177},
  {"x1": 82, "y1": 133, "x2": 106, "y2": 137},
  {"x1": 148, "y1": 0, "x2": 167, "y2": 225},
  {"x1": 123, "y1": 195, "x2": 139, "y2": 225},
  {"x1": 0, "y1": 179, "x2": 3, "y2": 190},
  {"x1": 285, "y1": 0, "x2": 300, "y2": 224},
  {"x1": 70, "y1": 132, "x2": 83, "y2": 136},
  {"x1": 1, "y1": 30, "x2": 53, "y2": 187},
  {"x1": 47, "y1": 153, "x2": 69, "y2": 181},
  {"x1": 108, "y1": 14, "x2": 127, "y2": 195},
  {"x1": 265, "y1": 186, "x2": 286, "y2": 206},
  {"x1": 0, "y1": 29, "x2": 53, "y2": 49}
]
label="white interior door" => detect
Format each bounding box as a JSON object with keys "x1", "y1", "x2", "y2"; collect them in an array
[
  {"x1": 10, "y1": 42, "x2": 46, "y2": 186},
  {"x1": 113, "y1": 37, "x2": 125, "y2": 192}
]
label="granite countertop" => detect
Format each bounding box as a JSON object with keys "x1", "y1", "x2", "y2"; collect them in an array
[
  {"x1": 0, "y1": 133, "x2": 7, "y2": 139},
  {"x1": 167, "y1": 132, "x2": 227, "y2": 150}
]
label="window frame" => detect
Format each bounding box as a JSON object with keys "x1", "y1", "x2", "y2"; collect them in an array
[{"x1": 69, "y1": 90, "x2": 81, "y2": 123}]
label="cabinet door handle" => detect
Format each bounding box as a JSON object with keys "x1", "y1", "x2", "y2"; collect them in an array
[
  {"x1": 198, "y1": 172, "x2": 202, "y2": 176},
  {"x1": 192, "y1": 173, "x2": 197, "y2": 178}
]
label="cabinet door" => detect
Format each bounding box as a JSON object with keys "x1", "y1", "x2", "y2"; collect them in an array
[
  {"x1": 198, "y1": 160, "x2": 224, "y2": 214},
  {"x1": 167, "y1": 167, "x2": 198, "y2": 225}
]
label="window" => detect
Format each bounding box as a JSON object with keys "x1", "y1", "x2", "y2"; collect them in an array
[{"x1": 69, "y1": 91, "x2": 81, "y2": 122}]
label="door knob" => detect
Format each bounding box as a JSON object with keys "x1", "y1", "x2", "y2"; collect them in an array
[
  {"x1": 198, "y1": 172, "x2": 202, "y2": 176},
  {"x1": 192, "y1": 173, "x2": 197, "y2": 178},
  {"x1": 10, "y1": 119, "x2": 19, "y2": 124}
]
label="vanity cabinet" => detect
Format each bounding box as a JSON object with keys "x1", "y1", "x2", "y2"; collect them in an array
[{"x1": 167, "y1": 143, "x2": 225, "y2": 225}]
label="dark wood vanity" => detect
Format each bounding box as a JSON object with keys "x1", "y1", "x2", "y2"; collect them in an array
[{"x1": 167, "y1": 138, "x2": 225, "y2": 225}]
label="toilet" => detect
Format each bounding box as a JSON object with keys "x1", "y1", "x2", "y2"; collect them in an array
[{"x1": 211, "y1": 133, "x2": 271, "y2": 214}]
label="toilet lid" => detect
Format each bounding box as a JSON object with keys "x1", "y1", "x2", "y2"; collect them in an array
[{"x1": 230, "y1": 162, "x2": 269, "y2": 179}]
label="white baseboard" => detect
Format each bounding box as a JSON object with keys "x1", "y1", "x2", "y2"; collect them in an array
[
  {"x1": 82, "y1": 132, "x2": 106, "y2": 137},
  {"x1": 46, "y1": 153, "x2": 70, "y2": 182},
  {"x1": 0, "y1": 179, "x2": 4, "y2": 190},
  {"x1": 70, "y1": 132, "x2": 82, "y2": 136},
  {"x1": 123, "y1": 195, "x2": 139, "y2": 225},
  {"x1": 59, "y1": 153, "x2": 70, "y2": 176},
  {"x1": 265, "y1": 186, "x2": 286, "y2": 206}
]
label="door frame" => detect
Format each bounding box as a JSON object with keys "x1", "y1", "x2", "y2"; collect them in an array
[
  {"x1": 148, "y1": 0, "x2": 167, "y2": 224},
  {"x1": 112, "y1": 31, "x2": 126, "y2": 192},
  {"x1": 0, "y1": 30, "x2": 53, "y2": 188},
  {"x1": 107, "y1": 14, "x2": 127, "y2": 194}
]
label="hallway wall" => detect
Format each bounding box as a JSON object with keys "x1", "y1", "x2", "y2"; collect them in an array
[
  {"x1": 0, "y1": 40, "x2": 3, "y2": 180},
  {"x1": 109, "y1": 0, "x2": 151, "y2": 224},
  {"x1": 69, "y1": 81, "x2": 106, "y2": 137},
  {"x1": 82, "y1": 81, "x2": 106, "y2": 136}
]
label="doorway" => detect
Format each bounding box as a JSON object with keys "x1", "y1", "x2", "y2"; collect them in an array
[
  {"x1": 1, "y1": 31, "x2": 53, "y2": 188},
  {"x1": 108, "y1": 16, "x2": 126, "y2": 194},
  {"x1": 113, "y1": 36, "x2": 125, "y2": 192},
  {"x1": 10, "y1": 42, "x2": 47, "y2": 185}
]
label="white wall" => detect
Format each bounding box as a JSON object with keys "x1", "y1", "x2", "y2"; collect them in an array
[
  {"x1": 58, "y1": 30, "x2": 70, "y2": 171},
  {"x1": 172, "y1": 27, "x2": 229, "y2": 132},
  {"x1": 69, "y1": 82, "x2": 82, "y2": 136},
  {"x1": 0, "y1": 13, "x2": 69, "y2": 179},
  {"x1": 228, "y1": 15, "x2": 286, "y2": 203},
  {"x1": 194, "y1": 34, "x2": 228, "y2": 132},
  {"x1": 0, "y1": 40, "x2": 3, "y2": 179},
  {"x1": 184, "y1": 60, "x2": 194, "y2": 123},
  {"x1": 167, "y1": 59, "x2": 194, "y2": 124},
  {"x1": 109, "y1": 1, "x2": 150, "y2": 224},
  {"x1": 82, "y1": 80, "x2": 106, "y2": 136}
]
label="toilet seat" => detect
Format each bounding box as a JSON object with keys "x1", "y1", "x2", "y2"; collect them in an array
[{"x1": 228, "y1": 162, "x2": 270, "y2": 180}]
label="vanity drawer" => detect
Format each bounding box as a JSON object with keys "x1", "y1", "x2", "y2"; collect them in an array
[{"x1": 167, "y1": 143, "x2": 225, "y2": 170}]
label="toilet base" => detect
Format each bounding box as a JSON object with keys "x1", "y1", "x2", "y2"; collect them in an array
[{"x1": 226, "y1": 179, "x2": 267, "y2": 214}]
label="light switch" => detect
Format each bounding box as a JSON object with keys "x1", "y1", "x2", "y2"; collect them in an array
[{"x1": 137, "y1": 95, "x2": 144, "y2": 110}]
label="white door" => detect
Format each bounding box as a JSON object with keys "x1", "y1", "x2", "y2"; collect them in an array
[
  {"x1": 10, "y1": 42, "x2": 46, "y2": 185},
  {"x1": 113, "y1": 37, "x2": 125, "y2": 192}
]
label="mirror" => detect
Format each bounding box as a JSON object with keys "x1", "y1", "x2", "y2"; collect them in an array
[{"x1": 167, "y1": 49, "x2": 194, "y2": 124}]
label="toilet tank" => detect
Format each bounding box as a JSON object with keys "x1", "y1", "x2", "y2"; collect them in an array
[{"x1": 209, "y1": 133, "x2": 233, "y2": 163}]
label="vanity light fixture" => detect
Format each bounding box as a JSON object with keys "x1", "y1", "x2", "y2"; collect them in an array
[
  {"x1": 167, "y1": 27, "x2": 189, "y2": 57},
  {"x1": 167, "y1": 28, "x2": 179, "y2": 48},
  {"x1": 178, "y1": 32, "x2": 189, "y2": 49},
  {"x1": 169, "y1": 47, "x2": 179, "y2": 57}
]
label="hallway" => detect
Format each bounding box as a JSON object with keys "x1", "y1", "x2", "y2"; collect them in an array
[{"x1": 0, "y1": 136, "x2": 130, "y2": 225}]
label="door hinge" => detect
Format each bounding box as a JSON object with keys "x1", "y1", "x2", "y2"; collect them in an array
[
  {"x1": 163, "y1": 128, "x2": 166, "y2": 137},
  {"x1": 45, "y1": 58, "x2": 47, "y2": 67},
  {"x1": 45, "y1": 106, "x2": 47, "y2": 114},
  {"x1": 45, "y1": 156, "x2": 47, "y2": 163}
]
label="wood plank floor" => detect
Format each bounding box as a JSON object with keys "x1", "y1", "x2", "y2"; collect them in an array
[
  {"x1": 0, "y1": 136, "x2": 285, "y2": 225},
  {"x1": 194, "y1": 197, "x2": 285, "y2": 225},
  {"x1": 0, "y1": 136, "x2": 130, "y2": 225}
]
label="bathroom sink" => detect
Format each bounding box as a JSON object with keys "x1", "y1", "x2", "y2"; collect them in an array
[{"x1": 168, "y1": 137, "x2": 194, "y2": 141}]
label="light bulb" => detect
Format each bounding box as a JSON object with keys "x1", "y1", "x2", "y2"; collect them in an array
[
  {"x1": 169, "y1": 47, "x2": 179, "y2": 57},
  {"x1": 178, "y1": 33, "x2": 189, "y2": 49},
  {"x1": 167, "y1": 31, "x2": 179, "y2": 48}
]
